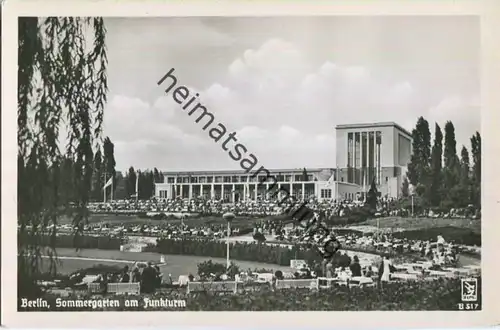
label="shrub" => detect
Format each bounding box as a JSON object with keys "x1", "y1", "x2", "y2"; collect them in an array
[{"x1": 26, "y1": 276, "x2": 481, "y2": 311}]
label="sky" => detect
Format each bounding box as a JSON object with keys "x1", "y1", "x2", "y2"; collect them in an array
[{"x1": 101, "y1": 16, "x2": 480, "y2": 172}]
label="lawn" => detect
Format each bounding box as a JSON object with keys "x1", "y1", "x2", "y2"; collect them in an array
[
  {"x1": 356, "y1": 217, "x2": 481, "y2": 233},
  {"x1": 43, "y1": 248, "x2": 292, "y2": 280}
]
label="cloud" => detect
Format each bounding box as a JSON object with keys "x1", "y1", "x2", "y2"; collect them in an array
[
  {"x1": 427, "y1": 95, "x2": 481, "y2": 148},
  {"x1": 103, "y1": 35, "x2": 479, "y2": 171}
]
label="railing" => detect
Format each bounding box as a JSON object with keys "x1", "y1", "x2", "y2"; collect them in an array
[
  {"x1": 187, "y1": 281, "x2": 238, "y2": 294},
  {"x1": 87, "y1": 282, "x2": 141, "y2": 295}
]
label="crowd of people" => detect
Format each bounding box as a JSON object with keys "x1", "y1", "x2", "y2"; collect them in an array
[{"x1": 88, "y1": 196, "x2": 479, "y2": 220}]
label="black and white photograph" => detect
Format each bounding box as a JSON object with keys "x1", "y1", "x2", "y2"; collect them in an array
[{"x1": 3, "y1": 1, "x2": 500, "y2": 327}]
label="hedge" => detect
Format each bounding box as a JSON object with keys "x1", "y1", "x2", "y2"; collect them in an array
[
  {"x1": 19, "y1": 233, "x2": 123, "y2": 250},
  {"x1": 391, "y1": 226, "x2": 481, "y2": 246},
  {"x1": 151, "y1": 238, "x2": 324, "y2": 266}
]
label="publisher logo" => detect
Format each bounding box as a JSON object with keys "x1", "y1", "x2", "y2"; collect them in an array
[{"x1": 461, "y1": 278, "x2": 478, "y2": 302}]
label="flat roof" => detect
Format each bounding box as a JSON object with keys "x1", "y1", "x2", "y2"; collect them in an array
[
  {"x1": 335, "y1": 122, "x2": 412, "y2": 137},
  {"x1": 162, "y1": 168, "x2": 334, "y2": 176}
]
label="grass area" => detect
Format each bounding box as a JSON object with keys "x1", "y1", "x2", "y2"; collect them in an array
[
  {"x1": 44, "y1": 248, "x2": 292, "y2": 279},
  {"x1": 356, "y1": 217, "x2": 481, "y2": 234}
]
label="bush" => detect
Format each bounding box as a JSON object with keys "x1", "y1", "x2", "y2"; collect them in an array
[
  {"x1": 154, "y1": 238, "x2": 323, "y2": 266},
  {"x1": 392, "y1": 226, "x2": 481, "y2": 246},
  {"x1": 19, "y1": 233, "x2": 123, "y2": 250},
  {"x1": 26, "y1": 277, "x2": 481, "y2": 311}
]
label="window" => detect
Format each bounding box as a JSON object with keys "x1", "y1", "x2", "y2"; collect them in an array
[
  {"x1": 223, "y1": 176, "x2": 231, "y2": 183},
  {"x1": 320, "y1": 189, "x2": 332, "y2": 199},
  {"x1": 167, "y1": 177, "x2": 175, "y2": 184}
]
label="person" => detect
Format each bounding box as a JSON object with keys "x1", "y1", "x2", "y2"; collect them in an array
[
  {"x1": 131, "y1": 266, "x2": 141, "y2": 283},
  {"x1": 349, "y1": 255, "x2": 362, "y2": 277},
  {"x1": 140, "y1": 262, "x2": 156, "y2": 294},
  {"x1": 120, "y1": 266, "x2": 130, "y2": 283},
  {"x1": 380, "y1": 256, "x2": 392, "y2": 282}
]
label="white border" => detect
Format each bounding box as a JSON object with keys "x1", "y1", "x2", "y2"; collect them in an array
[{"x1": 2, "y1": 0, "x2": 500, "y2": 328}]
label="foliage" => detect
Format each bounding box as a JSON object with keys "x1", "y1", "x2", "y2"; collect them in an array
[
  {"x1": 470, "y1": 132, "x2": 481, "y2": 208},
  {"x1": 21, "y1": 233, "x2": 123, "y2": 250},
  {"x1": 253, "y1": 232, "x2": 267, "y2": 243},
  {"x1": 407, "y1": 117, "x2": 431, "y2": 186},
  {"x1": 103, "y1": 137, "x2": 117, "y2": 198},
  {"x1": 391, "y1": 226, "x2": 481, "y2": 246},
  {"x1": 26, "y1": 277, "x2": 481, "y2": 311},
  {"x1": 125, "y1": 166, "x2": 137, "y2": 198},
  {"x1": 406, "y1": 117, "x2": 481, "y2": 211},
  {"x1": 18, "y1": 17, "x2": 108, "y2": 298},
  {"x1": 197, "y1": 260, "x2": 240, "y2": 279},
  {"x1": 429, "y1": 123, "x2": 443, "y2": 206},
  {"x1": 302, "y1": 167, "x2": 308, "y2": 181},
  {"x1": 401, "y1": 177, "x2": 410, "y2": 197},
  {"x1": 365, "y1": 179, "x2": 378, "y2": 210}
]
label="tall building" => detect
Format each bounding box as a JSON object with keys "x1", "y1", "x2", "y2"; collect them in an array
[
  {"x1": 335, "y1": 122, "x2": 412, "y2": 198},
  {"x1": 154, "y1": 122, "x2": 412, "y2": 201}
]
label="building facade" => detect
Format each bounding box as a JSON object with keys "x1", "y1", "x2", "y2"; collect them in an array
[
  {"x1": 154, "y1": 122, "x2": 412, "y2": 202},
  {"x1": 335, "y1": 122, "x2": 412, "y2": 198}
]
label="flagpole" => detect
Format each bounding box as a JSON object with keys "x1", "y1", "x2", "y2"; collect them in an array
[
  {"x1": 103, "y1": 172, "x2": 107, "y2": 204},
  {"x1": 135, "y1": 171, "x2": 139, "y2": 204},
  {"x1": 111, "y1": 176, "x2": 114, "y2": 201}
]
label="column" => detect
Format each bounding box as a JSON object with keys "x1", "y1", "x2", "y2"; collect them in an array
[
  {"x1": 254, "y1": 183, "x2": 258, "y2": 200},
  {"x1": 221, "y1": 184, "x2": 225, "y2": 201},
  {"x1": 189, "y1": 185, "x2": 193, "y2": 199},
  {"x1": 373, "y1": 130, "x2": 376, "y2": 183},
  {"x1": 289, "y1": 183, "x2": 293, "y2": 197},
  {"x1": 301, "y1": 183, "x2": 305, "y2": 200},
  {"x1": 364, "y1": 132, "x2": 370, "y2": 188},
  {"x1": 243, "y1": 184, "x2": 246, "y2": 201},
  {"x1": 232, "y1": 184, "x2": 235, "y2": 202},
  {"x1": 211, "y1": 184, "x2": 215, "y2": 199},
  {"x1": 180, "y1": 184, "x2": 183, "y2": 198}
]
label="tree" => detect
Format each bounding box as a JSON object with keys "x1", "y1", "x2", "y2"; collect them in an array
[
  {"x1": 401, "y1": 177, "x2": 410, "y2": 197},
  {"x1": 103, "y1": 137, "x2": 116, "y2": 198},
  {"x1": 18, "y1": 17, "x2": 108, "y2": 298},
  {"x1": 443, "y1": 121, "x2": 459, "y2": 169},
  {"x1": 365, "y1": 179, "x2": 379, "y2": 210},
  {"x1": 406, "y1": 117, "x2": 431, "y2": 189},
  {"x1": 153, "y1": 167, "x2": 164, "y2": 183},
  {"x1": 429, "y1": 123, "x2": 443, "y2": 206},
  {"x1": 92, "y1": 149, "x2": 103, "y2": 201},
  {"x1": 302, "y1": 167, "x2": 308, "y2": 181},
  {"x1": 126, "y1": 167, "x2": 137, "y2": 198},
  {"x1": 470, "y1": 132, "x2": 481, "y2": 208},
  {"x1": 441, "y1": 121, "x2": 460, "y2": 208},
  {"x1": 113, "y1": 172, "x2": 127, "y2": 200}
]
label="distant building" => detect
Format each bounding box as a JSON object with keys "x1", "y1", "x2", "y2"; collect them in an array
[{"x1": 154, "y1": 122, "x2": 412, "y2": 202}]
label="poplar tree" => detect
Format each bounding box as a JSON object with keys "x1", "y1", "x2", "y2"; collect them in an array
[
  {"x1": 470, "y1": 132, "x2": 481, "y2": 208},
  {"x1": 92, "y1": 149, "x2": 104, "y2": 201},
  {"x1": 18, "y1": 18, "x2": 108, "y2": 297},
  {"x1": 441, "y1": 121, "x2": 460, "y2": 208},
  {"x1": 103, "y1": 136, "x2": 116, "y2": 196},
  {"x1": 429, "y1": 123, "x2": 443, "y2": 206},
  {"x1": 406, "y1": 117, "x2": 431, "y2": 197}
]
